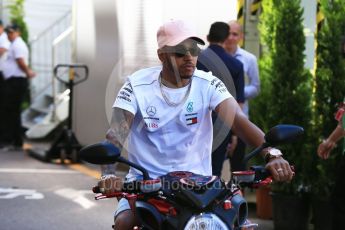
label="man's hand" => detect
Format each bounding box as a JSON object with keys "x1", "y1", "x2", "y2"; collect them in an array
[
  {"x1": 27, "y1": 69, "x2": 36, "y2": 79},
  {"x1": 265, "y1": 157, "x2": 294, "y2": 182},
  {"x1": 98, "y1": 175, "x2": 123, "y2": 195}
]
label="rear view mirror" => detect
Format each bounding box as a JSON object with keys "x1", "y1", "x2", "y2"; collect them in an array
[
  {"x1": 79, "y1": 141, "x2": 121, "y2": 165},
  {"x1": 241, "y1": 124, "x2": 304, "y2": 164},
  {"x1": 264, "y1": 125, "x2": 304, "y2": 146},
  {"x1": 79, "y1": 141, "x2": 151, "y2": 180}
]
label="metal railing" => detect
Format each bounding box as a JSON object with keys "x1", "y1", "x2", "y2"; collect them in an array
[{"x1": 29, "y1": 10, "x2": 73, "y2": 100}]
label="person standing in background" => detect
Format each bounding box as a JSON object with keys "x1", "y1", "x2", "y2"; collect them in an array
[
  {"x1": 224, "y1": 20, "x2": 260, "y2": 172},
  {"x1": 1, "y1": 24, "x2": 35, "y2": 150},
  {"x1": 0, "y1": 20, "x2": 11, "y2": 146},
  {"x1": 317, "y1": 102, "x2": 345, "y2": 230},
  {"x1": 0, "y1": 20, "x2": 10, "y2": 76},
  {"x1": 197, "y1": 21, "x2": 244, "y2": 177}
]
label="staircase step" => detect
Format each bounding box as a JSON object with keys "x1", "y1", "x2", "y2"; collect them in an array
[
  {"x1": 30, "y1": 105, "x2": 51, "y2": 114},
  {"x1": 26, "y1": 121, "x2": 61, "y2": 139}
]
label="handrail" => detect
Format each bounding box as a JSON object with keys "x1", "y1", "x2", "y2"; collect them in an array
[
  {"x1": 51, "y1": 26, "x2": 74, "y2": 122},
  {"x1": 29, "y1": 9, "x2": 72, "y2": 101},
  {"x1": 29, "y1": 10, "x2": 72, "y2": 44}
]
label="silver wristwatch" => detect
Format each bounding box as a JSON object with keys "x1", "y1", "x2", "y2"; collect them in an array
[{"x1": 264, "y1": 148, "x2": 283, "y2": 163}]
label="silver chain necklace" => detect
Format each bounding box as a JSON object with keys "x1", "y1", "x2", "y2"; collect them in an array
[{"x1": 159, "y1": 74, "x2": 192, "y2": 107}]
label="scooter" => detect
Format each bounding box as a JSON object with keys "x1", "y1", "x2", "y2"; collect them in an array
[{"x1": 79, "y1": 124, "x2": 303, "y2": 229}]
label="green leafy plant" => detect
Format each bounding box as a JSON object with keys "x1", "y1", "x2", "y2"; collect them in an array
[
  {"x1": 311, "y1": 0, "x2": 345, "y2": 200},
  {"x1": 7, "y1": 0, "x2": 29, "y2": 43},
  {"x1": 249, "y1": 0, "x2": 275, "y2": 131},
  {"x1": 252, "y1": 0, "x2": 313, "y2": 195}
]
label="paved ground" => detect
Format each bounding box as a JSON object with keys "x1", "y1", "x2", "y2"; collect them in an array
[
  {"x1": 246, "y1": 192, "x2": 274, "y2": 229},
  {"x1": 1, "y1": 147, "x2": 274, "y2": 229}
]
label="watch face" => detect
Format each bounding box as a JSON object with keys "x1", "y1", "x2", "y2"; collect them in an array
[{"x1": 269, "y1": 148, "x2": 282, "y2": 156}]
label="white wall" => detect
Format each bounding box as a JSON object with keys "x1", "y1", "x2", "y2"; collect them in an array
[
  {"x1": 24, "y1": 0, "x2": 73, "y2": 40},
  {"x1": 73, "y1": 0, "x2": 121, "y2": 144}
]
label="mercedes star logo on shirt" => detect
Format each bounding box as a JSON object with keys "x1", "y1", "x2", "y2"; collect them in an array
[{"x1": 146, "y1": 106, "x2": 157, "y2": 117}]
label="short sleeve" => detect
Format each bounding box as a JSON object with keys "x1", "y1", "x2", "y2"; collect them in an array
[
  {"x1": 13, "y1": 42, "x2": 27, "y2": 59},
  {"x1": 209, "y1": 77, "x2": 232, "y2": 110},
  {"x1": 0, "y1": 36, "x2": 10, "y2": 49},
  {"x1": 113, "y1": 80, "x2": 137, "y2": 115}
]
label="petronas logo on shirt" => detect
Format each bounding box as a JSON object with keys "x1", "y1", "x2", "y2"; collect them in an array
[{"x1": 187, "y1": 102, "x2": 193, "y2": 113}]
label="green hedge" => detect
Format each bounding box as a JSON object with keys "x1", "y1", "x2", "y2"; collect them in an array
[
  {"x1": 251, "y1": 0, "x2": 313, "y2": 195},
  {"x1": 311, "y1": 0, "x2": 345, "y2": 199},
  {"x1": 8, "y1": 0, "x2": 29, "y2": 43}
]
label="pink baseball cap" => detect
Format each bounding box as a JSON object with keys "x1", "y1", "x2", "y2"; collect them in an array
[{"x1": 157, "y1": 20, "x2": 205, "y2": 49}]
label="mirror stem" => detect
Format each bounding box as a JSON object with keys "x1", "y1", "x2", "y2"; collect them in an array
[
  {"x1": 242, "y1": 143, "x2": 269, "y2": 165},
  {"x1": 117, "y1": 156, "x2": 151, "y2": 180}
]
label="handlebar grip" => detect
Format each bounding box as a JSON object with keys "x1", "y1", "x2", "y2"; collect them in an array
[
  {"x1": 93, "y1": 180, "x2": 160, "y2": 195},
  {"x1": 93, "y1": 181, "x2": 139, "y2": 194},
  {"x1": 250, "y1": 165, "x2": 296, "y2": 184},
  {"x1": 93, "y1": 186, "x2": 101, "y2": 193},
  {"x1": 250, "y1": 166, "x2": 270, "y2": 181}
]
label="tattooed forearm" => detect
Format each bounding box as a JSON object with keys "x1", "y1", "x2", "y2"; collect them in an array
[{"x1": 106, "y1": 108, "x2": 134, "y2": 148}]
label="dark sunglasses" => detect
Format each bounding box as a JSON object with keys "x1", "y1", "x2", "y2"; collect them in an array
[{"x1": 162, "y1": 45, "x2": 201, "y2": 57}]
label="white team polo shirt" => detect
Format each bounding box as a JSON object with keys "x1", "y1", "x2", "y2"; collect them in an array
[
  {"x1": 0, "y1": 32, "x2": 10, "y2": 71},
  {"x1": 113, "y1": 66, "x2": 232, "y2": 179},
  {"x1": 3, "y1": 36, "x2": 29, "y2": 79}
]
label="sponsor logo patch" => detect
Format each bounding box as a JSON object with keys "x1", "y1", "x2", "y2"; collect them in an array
[
  {"x1": 146, "y1": 106, "x2": 157, "y2": 117},
  {"x1": 186, "y1": 117, "x2": 197, "y2": 125},
  {"x1": 186, "y1": 102, "x2": 193, "y2": 113},
  {"x1": 145, "y1": 123, "x2": 158, "y2": 129}
]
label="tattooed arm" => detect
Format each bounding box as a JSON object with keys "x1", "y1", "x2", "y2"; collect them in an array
[
  {"x1": 98, "y1": 108, "x2": 134, "y2": 194},
  {"x1": 106, "y1": 107, "x2": 135, "y2": 149}
]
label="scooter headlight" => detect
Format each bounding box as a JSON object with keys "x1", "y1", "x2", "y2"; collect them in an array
[{"x1": 184, "y1": 213, "x2": 228, "y2": 230}]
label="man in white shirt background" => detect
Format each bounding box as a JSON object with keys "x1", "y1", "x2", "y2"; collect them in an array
[
  {"x1": 0, "y1": 20, "x2": 10, "y2": 147},
  {"x1": 224, "y1": 20, "x2": 260, "y2": 172},
  {"x1": 0, "y1": 20, "x2": 10, "y2": 75},
  {"x1": 1, "y1": 24, "x2": 35, "y2": 149}
]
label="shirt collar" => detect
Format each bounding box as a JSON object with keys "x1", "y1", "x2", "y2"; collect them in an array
[{"x1": 233, "y1": 45, "x2": 242, "y2": 58}]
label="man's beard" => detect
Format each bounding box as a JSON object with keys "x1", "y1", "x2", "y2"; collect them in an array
[{"x1": 166, "y1": 59, "x2": 194, "y2": 79}]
